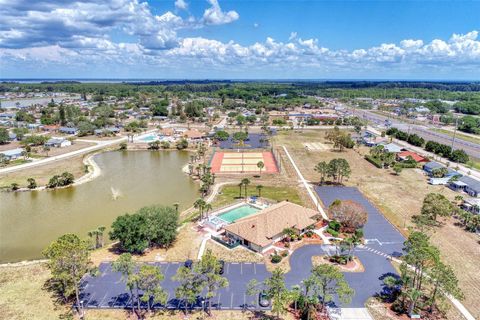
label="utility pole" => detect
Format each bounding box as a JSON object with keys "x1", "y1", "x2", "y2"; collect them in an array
[{"x1": 451, "y1": 115, "x2": 459, "y2": 151}]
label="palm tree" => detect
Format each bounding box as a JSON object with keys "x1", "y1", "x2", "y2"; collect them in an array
[
  {"x1": 256, "y1": 185, "x2": 263, "y2": 197},
  {"x1": 97, "y1": 226, "x2": 106, "y2": 248},
  {"x1": 173, "y1": 203, "x2": 180, "y2": 214},
  {"x1": 257, "y1": 161, "x2": 264, "y2": 175},
  {"x1": 241, "y1": 178, "x2": 250, "y2": 199},
  {"x1": 204, "y1": 203, "x2": 213, "y2": 220},
  {"x1": 194, "y1": 198, "x2": 207, "y2": 220},
  {"x1": 43, "y1": 145, "x2": 51, "y2": 156},
  {"x1": 238, "y1": 182, "x2": 243, "y2": 198}
]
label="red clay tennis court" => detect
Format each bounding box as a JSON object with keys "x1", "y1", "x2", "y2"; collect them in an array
[{"x1": 210, "y1": 151, "x2": 279, "y2": 174}]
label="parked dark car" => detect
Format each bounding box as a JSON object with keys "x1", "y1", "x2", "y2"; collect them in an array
[
  {"x1": 258, "y1": 291, "x2": 270, "y2": 307},
  {"x1": 184, "y1": 259, "x2": 193, "y2": 269},
  {"x1": 218, "y1": 260, "x2": 225, "y2": 274}
]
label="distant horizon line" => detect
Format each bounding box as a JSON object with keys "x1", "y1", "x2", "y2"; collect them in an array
[{"x1": 1, "y1": 78, "x2": 480, "y2": 83}]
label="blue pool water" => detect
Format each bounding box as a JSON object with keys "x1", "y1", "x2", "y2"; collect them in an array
[{"x1": 218, "y1": 204, "x2": 260, "y2": 223}]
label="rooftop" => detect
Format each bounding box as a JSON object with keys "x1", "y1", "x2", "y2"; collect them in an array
[{"x1": 224, "y1": 201, "x2": 318, "y2": 247}]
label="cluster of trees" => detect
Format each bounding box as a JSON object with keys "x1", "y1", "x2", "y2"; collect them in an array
[
  {"x1": 247, "y1": 265, "x2": 354, "y2": 319},
  {"x1": 413, "y1": 193, "x2": 454, "y2": 227},
  {"x1": 454, "y1": 99, "x2": 480, "y2": 115},
  {"x1": 386, "y1": 128, "x2": 425, "y2": 147},
  {"x1": 124, "y1": 120, "x2": 148, "y2": 133},
  {"x1": 458, "y1": 115, "x2": 480, "y2": 134},
  {"x1": 213, "y1": 130, "x2": 229, "y2": 141},
  {"x1": 47, "y1": 172, "x2": 75, "y2": 188},
  {"x1": 175, "y1": 138, "x2": 189, "y2": 150},
  {"x1": 0, "y1": 127, "x2": 11, "y2": 144},
  {"x1": 387, "y1": 128, "x2": 470, "y2": 163},
  {"x1": 325, "y1": 127, "x2": 355, "y2": 151},
  {"x1": 148, "y1": 140, "x2": 170, "y2": 150},
  {"x1": 384, "y1": 231, "x2": 463, "y2": 317},
  {"x1": 314, "y1": 158, "x2": 351, "y2": 184},
  {"x1": 425, "y1": 141, "x2": 469, "y2": 163},
  {"x1": 367, "y1": 145, "x2": 396, "y2": 168},
  {"x1": 109, "y1": 205, "x2": 179, "y2": 253}
]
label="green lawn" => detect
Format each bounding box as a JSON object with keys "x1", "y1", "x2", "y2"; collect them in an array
[
  {"x1": 466, "y1": 159, "x2": 480, "y2": 171},
  {"x1": 212, "y1": 184, "x2": 302, "y2": 208},
  {"x1": 431, "y1": 128, "x2": 480, "y2": 144}
]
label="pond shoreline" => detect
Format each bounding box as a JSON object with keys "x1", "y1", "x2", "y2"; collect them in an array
[{"x1": 5, "y1": 152, "x2": 103, "y2": 193}]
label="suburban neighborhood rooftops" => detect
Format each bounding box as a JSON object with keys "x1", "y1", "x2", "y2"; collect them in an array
[
  {"x1": 458, "y1": 176, "x2": 480, "y2": 193},
  {"x1": 0, "y1": 148, "x2": 24, "y2": 156},
  {"x1": 224, "y1": 201, "x2": 318, "y2": 247},
  {"x1": 379, "y1": 142, "x2": 403, "y2": 153},
  {"x1": 398, "y1": 151, "x2": 427, "y2": 162},
  {"x1": 423, "y1": 161, "x2": 443, "y2": 170}
]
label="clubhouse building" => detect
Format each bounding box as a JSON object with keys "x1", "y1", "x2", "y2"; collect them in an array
[{"x1": 223, "y1": 201, "x2": 319, "y2": 253}]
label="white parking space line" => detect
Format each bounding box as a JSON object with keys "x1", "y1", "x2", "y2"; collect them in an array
[{"x1": 230, "y1": 293, "x2": 234, "y2": 308}]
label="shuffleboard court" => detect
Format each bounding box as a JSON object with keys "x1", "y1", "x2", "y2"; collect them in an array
[
  {"x1": 210, "y1": 151, "x2": 279, "y2": 174},
  {"x1": 222, "y1": 152, "x2": 264, "y2": 158},
  {"x1": 222, "y1": 158, "x2": 264, "y2": 164}
]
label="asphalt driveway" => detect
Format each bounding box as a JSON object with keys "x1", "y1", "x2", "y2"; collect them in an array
[
  {"x1": 79, "y1": 186, "x2": 405, "y2": 311},
  {"x1": 314, "y1": 186, "x2": 405, "y2": 257}
]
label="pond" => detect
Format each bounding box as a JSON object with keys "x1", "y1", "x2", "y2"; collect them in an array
[{"x1": 0, "y1": 150, "x2": 199, "y2": 263}]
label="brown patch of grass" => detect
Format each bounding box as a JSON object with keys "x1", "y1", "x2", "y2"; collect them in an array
[
  {"x1": 0, "y1": 263, "x2": 72, "y2": 320},
  {"x1": 204, "y1": 239, "x2": 263, "y2": 263},
  {"x1": 0, "y1": 154, "x2": 87, "y2": 188},
  {"x1": 91, "y1": 223, "x2": 203, "y2": 265}
]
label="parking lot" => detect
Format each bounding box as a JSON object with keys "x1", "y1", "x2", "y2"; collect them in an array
[
  {"x1": 80, "y1": 261, "x2": 271, "y2": 310},
  {"x1": 80, "y1": 186, "x2": 406, "y2": 311},
  {"x1": 315, "y1": 186, "x2": 405, "y2": 257}
]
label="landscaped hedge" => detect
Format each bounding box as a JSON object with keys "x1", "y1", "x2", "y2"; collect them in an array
[{"x1": 364, "y1": 155, "x2": 383, "y2": 168}]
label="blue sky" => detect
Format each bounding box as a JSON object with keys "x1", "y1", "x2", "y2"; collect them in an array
[{"x1": 0, "y1": 0, "x2": 479, "y2": 79}]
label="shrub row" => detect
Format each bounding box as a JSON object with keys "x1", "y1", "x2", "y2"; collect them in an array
[{"x1": 364, "y1": 155, "x2": 383, "y2": 168}]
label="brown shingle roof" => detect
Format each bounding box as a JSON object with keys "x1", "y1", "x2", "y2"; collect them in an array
[{"x1": 224, "y1": 201, "x2": 318, "y2": 248}]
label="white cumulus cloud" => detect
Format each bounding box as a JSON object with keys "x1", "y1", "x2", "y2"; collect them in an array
[{"x1": 202, "y1": 0, "x2": 239, "y2": 25}]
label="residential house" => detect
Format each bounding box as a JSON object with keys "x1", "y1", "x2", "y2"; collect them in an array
[
  {"x1": 450, "y1": 176, "x2": 480, "y2": 198},
  {"x1": 423, "y1": 161, "x2": 443, "y2": 175},
  {"x1": 0, "y1": 148, "x2": 24, "y2": 160},
  {"x1": 183, "y1": 129, "x2": 207, "y2": 141},
  {"x1": 397, "y1": 151, "x2": 428, "y2": 163},
  {"x1": 94, "y1": 127, "x2": 120, "y2": 135},
  {"x1": 42, "y1": 125, "x2": 60, "y2": 133},
  {"x1": 59, "y1": 127, "x2": 78, "y2": 135},
  {"x1": 223, "y1": 201, "x2": 318, "y2": 253},
  {"x1": 379, "y1": 142, "x2": 403, "y2": 153},
  {"x1": 461, "y1": 198, "x2": 480, "y2": 215},
  {"x1": 360, "y1": 130, "x2": 387, "y2": 147},
  {"x1": 45, "y1": 137, "x2": 72, "y2": 148}
]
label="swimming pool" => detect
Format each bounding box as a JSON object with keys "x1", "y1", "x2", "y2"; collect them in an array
[
  {"x1": 218, "y1": 204, "x2": 260, "y2": 223},
  {"x1": 140, "y1": 134, "x2": 159, "y2": 142}
]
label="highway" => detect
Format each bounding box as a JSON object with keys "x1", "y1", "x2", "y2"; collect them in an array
[{"x1": 351, "y1": 109, "x2": 480, "y2": 159}]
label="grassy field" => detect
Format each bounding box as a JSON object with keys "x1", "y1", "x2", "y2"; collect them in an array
[
  {"x1": 0, "y1": 263, "x2": 72, "y2": 320},
  {"x1": 0, "y1": 154, "x2": 87, "y2": 188},
  {"x1": 431, "y1": 128, "x2": 480, "y2": 144},
  {"x1": 211, "y1": 184, "x2": 302, "y2": 209},
  {"x1": 274, "y1": 130, "x2": 480, "y2": 318}
]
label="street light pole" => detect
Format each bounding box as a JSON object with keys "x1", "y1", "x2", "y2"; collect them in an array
[{"x1": 451, "y1": 115, "x2": 458, "y2": 151}]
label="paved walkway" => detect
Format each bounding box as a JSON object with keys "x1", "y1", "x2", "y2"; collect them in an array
[
  {"x1": 281, "y1": 146, "x2": 328, "y2": 220},
  {"x1": 0, "y1": 130, "x2": 157, "y2": 175}
]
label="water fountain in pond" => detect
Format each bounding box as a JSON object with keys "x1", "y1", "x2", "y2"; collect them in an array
[{"x1": 111, "y1": 187, "x2": 122, "y2": 200}]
